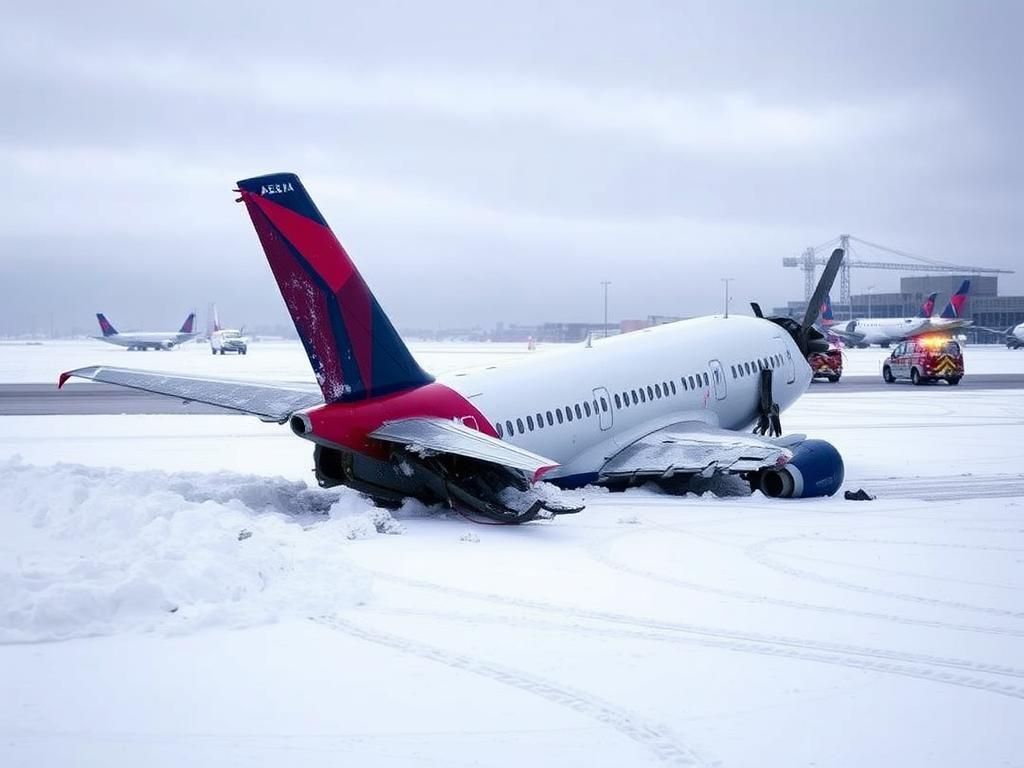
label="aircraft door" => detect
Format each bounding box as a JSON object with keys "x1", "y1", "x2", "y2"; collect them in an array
[
  {"x1": 772, "y1": 339, "x2": 796, "y2": 384},
  {"x1": 592, "y1": 387, "x2": 613, "y2": 431},
  {"x1": 708, "y1": 359, "x2": 727, "y2": 400}
]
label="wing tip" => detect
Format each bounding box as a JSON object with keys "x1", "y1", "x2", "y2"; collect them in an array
[
  {"x1": 57, "y1": 371, "x2": 73, "y2": 389},
  {"x1": 533, "y1": 464, "x2": 559, "y2": 483}
]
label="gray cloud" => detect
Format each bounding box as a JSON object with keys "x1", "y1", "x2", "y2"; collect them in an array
[{"x1": 1, "y1": 0, "x2": 1020, "y2": 334}]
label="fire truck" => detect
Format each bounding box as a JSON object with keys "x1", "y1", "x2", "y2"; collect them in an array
[{"x1": 882, "y1": 336, "x2": 964, "y2": 386}]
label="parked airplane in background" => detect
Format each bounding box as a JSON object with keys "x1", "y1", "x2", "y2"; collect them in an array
[
  {"x1": 828, "y1": 283, "x2": 972, "y2": 347},
  {"x1": 94, "y1": 312, "x2": 198, "y2": 350},
  {"x1": 979, "y1": 321, "x2": 1024, "y2": 349},
  {"x1": 63, "y1": 174, "x2": 846, "y2": 522}
]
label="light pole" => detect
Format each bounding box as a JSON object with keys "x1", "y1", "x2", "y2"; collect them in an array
[
  {"x1": 865, "y1": 284, "x2": 876, "y2": 319},
  {"x1": 601, "y1": 281, "x2": 611, "y2": 337},
  {"x1": 721, "y1": 278, "x2": 733, "y2": 318}
]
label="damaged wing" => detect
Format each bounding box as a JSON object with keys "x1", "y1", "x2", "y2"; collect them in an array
[
  {"x1": 370, "y1": 417, "x2": 559, "y2": 481},
  {"x1": 59, "y1": 366, "x2": 323, "y2": 422},
  {"x1": 600, "y1": 421, "x2": 794, "y2": 481}
]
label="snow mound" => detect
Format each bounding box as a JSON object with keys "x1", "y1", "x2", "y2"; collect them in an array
[{"x1": 0, "y1": 457, "x2": 387, "y2": 642}]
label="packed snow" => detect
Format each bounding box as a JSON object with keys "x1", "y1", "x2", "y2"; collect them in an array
[{"x1": 1, "y1": 342, "x2": 1022, "y2": 767}]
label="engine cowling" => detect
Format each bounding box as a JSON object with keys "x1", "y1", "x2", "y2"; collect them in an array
[{"x1": 758, "y1": 439, "x2": 844, "y2": 498}]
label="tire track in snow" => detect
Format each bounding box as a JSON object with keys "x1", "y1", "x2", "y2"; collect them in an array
[
  {"x1": 585, "y1": 530, "x2": 1024, "y2": 638},
  {"x1": 856, "y1": 474, "x2": 1024, "y2": 502},
  {"x1": 364, "y1": 571, "x2": 1024, "y2": 688},
  {"x1": 361, "y1": 606, "x2": 1024, "y2": 702},
  {"x1": 314, "y1": 615, "x2": 708, "y2": 767},
  {"x1": 745, "y1": 536, "x2": 1024, "y2": 620}
]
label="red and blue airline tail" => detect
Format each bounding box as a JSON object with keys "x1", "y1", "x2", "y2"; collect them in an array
[
  {"x1": 820, "y1": 294, "x2": 834, "y2": 324},
  {"x1": 236, "y1": 172, "x2": 433, "y2": 402},
  {"x1": 179, "y1": 312, "x2": 196, "y2": 334},
  {"x1": 96, "y1": 313, "x2": 118, "y2": 337},
  {"x1": 940, "y1": 280, "x2": 971, "y2": 319},
  {"x1": 917, "y1": 292, "x2": 938, "y2": 318}
]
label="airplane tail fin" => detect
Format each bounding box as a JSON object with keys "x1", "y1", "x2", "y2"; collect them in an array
[
  {"x1": 96, "y1": 313, "x2": 118, "y2": 337},
  {"x1": 235, "y1": 172, "x2": 433, "y2": 402},
  {"x1": 820, "y1": 294, "x2": 834, "y2": 324},
  {"x1": 940, "y1": 280, "x2": 971, "y2": 319},
  {"x1": 918, "y1": 292, "x2": 938, "y2": 318},
  {"x1": 179, "y1": 312, "x2": 196, "y2": 334}
]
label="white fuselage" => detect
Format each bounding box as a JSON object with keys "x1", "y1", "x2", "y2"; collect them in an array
[
  {"x1": 1012, "y1": 324, "x2": 1024, "y2": 343},
  {"x1": 441, "y1": 315, "x2": 811, "y2": 481},
  {"x1": 842, "y1": 316, "x2": 928, "y2": 345},
  {"x1": 98, "y1": 331, "x2": 195, "y2": 350}
]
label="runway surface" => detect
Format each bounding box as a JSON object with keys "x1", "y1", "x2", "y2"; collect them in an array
[{"x1": 2, "y1": 374, "x2": 1024, "y2": 415}]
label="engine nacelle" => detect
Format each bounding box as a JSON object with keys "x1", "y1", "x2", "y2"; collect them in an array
[{"x1": 758, "y1": 439, "x2": 844, "y2": 498}]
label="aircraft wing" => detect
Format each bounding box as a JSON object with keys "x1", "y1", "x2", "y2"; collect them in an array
[
  {"x1": 370, "y1": 417, "x2": 559, "y2": 481},
  {"x1": 904, "y1": 318, "x2": 973, "y2": 337},
  {"x1": 822, "y1": 325, "x2": 863, "y2": 344},
  {"x1": 599, "y1": 421, "x2": 794, "y2": 481},
  {"x1": 58, "y1": 366, "x2": 323, "y2": 421}
]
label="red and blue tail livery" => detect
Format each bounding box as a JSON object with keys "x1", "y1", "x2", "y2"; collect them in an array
[
  {"x1": 179, "y1": 312, "x2": 196, "y2": 334},
  {"x1": 96, "y1": 313, "x2": 118, "y2": 337},
  {"x1": 918, "y1": 292, "x2": 938, "y2": 318},
  {"x1": 236, "y1": 173, "x2": 432, "y2": 403},
  {"x1": 820, "y1": 294, "x2": 834, "y2": 324},
  {"x1": 940, "y1": 280, "x2": 971, "y2": 319}
]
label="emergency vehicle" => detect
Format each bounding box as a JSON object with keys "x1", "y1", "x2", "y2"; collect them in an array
[
  {"x1": 882, "y1": 336, "x2": 964, "y2": 386},
  {"x1": 807, "y1": 347, "x2": 843, "y2": 383}
]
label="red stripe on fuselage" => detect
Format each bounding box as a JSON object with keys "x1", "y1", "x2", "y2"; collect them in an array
[{"x1": 302, "y1": 381, "x2": 497, "y2": 459}]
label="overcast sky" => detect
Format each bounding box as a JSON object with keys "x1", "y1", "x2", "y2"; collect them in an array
[{"x1": 1, "y1": 1, "x2": 1021, "y2": 335}]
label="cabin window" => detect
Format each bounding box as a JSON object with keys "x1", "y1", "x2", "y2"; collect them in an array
[
  {"x1": 536, "y1": 412, "x2": 544, "y2": 429},
  {"x1": 631, "y1": 390, "x2": 639, "y2": 405},
  {"x1": 566, "y1": 405, "x2": 574, "y2": 422},
  {"x1": 681, "y1": 377, "x2": 688, "y2": 390},
  {"x1": 663, "y1": 381, "x2": 669, "y2": 395},
  {"x1": 731, "y1": 364, "x2": 737, "y2": 379},
  {"x1": 574, "y1": 403, "x2": 583, "y2": 419},
  {"x1": 516, "y1": 418, "x2": 525, "y2": 434},
  {"x1": 583, "y1": 401, "x2": 592, "y2": 417},
  {"x1": 546, "y1": 410, "x2": 554, "y2": 426},
  {"x1": 614, "y1": 393, "x2": 621, "y2": 409},
  {"x1": 639, "y1": 388, "x2": 646, "y2": 403},
  {"x1": 646, "y1": 385, "x2": 654, "y2": 400},
  {"x1": 600, "y1": 396, "x2": 608, "y2": 412},
  {"x1": 526, "y1": 415, "x2": 535, "y2": 431},
  {"x1": 744, "y1": 362, "x2": 750, "y2": 375},
  {"x1": 688, "y1": 375, "x2": 696, "y2": 389},
  {"x1": 593, "y1": 399, "x2": 599, "y2": 415},
  {"x1": 669, "y1": 381, "x2": 676, "y2": 395},
  {"x1": 703, "y1": 372, "x2": 710, "y2": 386},
  {"x1": 654, "y1": 383, "x2": 662, "y2": 398},
  {"x1": 496, "y1": 422, "x2": 504, "y2": 438},
  {"x1": 506, "y1": 420, "x2": 514, "y2": 435},
  {"x1": 556, "y1": 408, "x2": 564, "y2": 424}
]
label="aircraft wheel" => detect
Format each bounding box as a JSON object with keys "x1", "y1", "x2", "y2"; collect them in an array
[
  {"x1": 883, "y1": 366, "x2": 895, "y2": 383},
  {"x1": 910, "y1": 368, "x2": 922, "y2": 386}
]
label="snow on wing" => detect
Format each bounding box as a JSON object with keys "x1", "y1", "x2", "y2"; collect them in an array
[
  {"x1": 59, "y1": 366, "x2": 323, "y2": 421},
  {"x1": 600, "y1": 421, "x2": 792, "y2": 479},
  {"x1": 370, "y1": 417, "x2": 559, "y2": 481}
]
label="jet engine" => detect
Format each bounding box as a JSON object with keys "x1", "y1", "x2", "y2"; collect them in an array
[{"x1": 757, "y1": 439, "x2": 844, "y2": 498}]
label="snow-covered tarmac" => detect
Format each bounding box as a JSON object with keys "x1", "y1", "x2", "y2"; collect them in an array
[{"x1": 1, "y1": 341, "x2": 1023, "y2": 767}]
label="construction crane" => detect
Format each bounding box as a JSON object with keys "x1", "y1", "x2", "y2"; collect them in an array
[{"x1": 784, "y1": 234, "x2": 1014, "y2": 304}]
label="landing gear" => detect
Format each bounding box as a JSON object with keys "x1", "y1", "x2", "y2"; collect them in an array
[{"x1": 753, "y1": 369, "x2": 781, "y2": 437}]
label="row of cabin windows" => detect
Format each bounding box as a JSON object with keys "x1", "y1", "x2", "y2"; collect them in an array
[
  {"x1": 496, "y1": 352, "x2": 791, "y2": 440},
  {"x1": 730, "y1": 352, "x2": 785, "y2": 380},
  {"x1": 495, "y1": 394, "x2": 611, "y2": 439}
]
